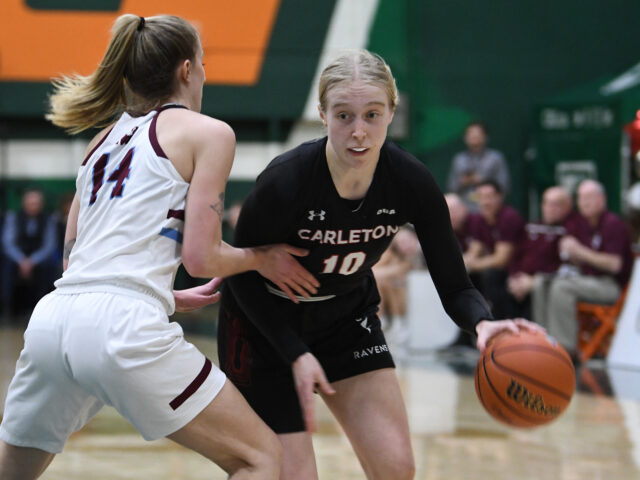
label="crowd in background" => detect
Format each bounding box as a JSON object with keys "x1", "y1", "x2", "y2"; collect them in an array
[{"x1": 374, "y1": 122, "x2": 637, "y2": 361}]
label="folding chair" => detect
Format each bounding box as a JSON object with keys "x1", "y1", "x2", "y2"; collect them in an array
[{"x1": 576, "y1": 285, "x2": 628, "y2": 363}]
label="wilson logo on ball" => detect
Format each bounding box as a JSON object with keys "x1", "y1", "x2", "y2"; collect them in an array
[{"x1": 506, "y1": 379, "x2": 561, "y2": 417}]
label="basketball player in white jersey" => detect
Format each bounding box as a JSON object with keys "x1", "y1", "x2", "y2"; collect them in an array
[{"x1": 0, "y1": 14, "x2": 319, "y2": 480}]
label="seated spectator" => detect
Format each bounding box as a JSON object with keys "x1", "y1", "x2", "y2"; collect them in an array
[
  {"x1": 372, "y1": 225, "x2": 422, "y2": 345},
  {"x1": 465, "y1": 180, "x2": 525, "y2": 319},
  {"x1": 535, "y1": 179, "x2": 634, "y2": 357},
  {"x1": 447, "y1": 122, "x2": 510, "y2": 210},
  {"x1": 2, "y1": 187, "x2": 57, "y2": 316},
  {"x1": 508, "y1": 186, "x2": 578, "y2": 319}
]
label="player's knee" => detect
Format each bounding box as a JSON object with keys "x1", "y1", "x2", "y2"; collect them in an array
[
  {"x1": 389, "y1": 455, "x2": 415, "y2": 480},
  {"x1": 251, "y1": 431, "x2": 282, "y2": 477},
  {"x1": 368, "y1": 450, "x2": 415, "y2": 480},
  {"x1": 550, "y1": 278, "x2": 574, "y2": 296}
]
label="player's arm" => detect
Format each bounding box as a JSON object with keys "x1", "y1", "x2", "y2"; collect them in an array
[
  {"x1": 181, "y1": 119, "x2": 252, "y2": 278},
  {"x1": 405, "y1": 164, "x2": 493, "y2": 332},
  {"x1": 174, "y1": 277, "x2": 223, "y2": 312},
  {"x1": 62, "y1": 193, "x2": 80, "y2": 272},
  {"x1": 228, "y1": 270, "x2": 311, "y2": 362},
  {"x1": 226, "y1": 174, "x2": 313, "y2": 363},
  {"x1": 410, "y1": 183, "x2": 542, "y2": 345},
  {"x1": 406, "y1": 167, "x2": 545, "y2": 349},
  {"x1": 180, "y1": 118, "x2": 317, "y2": 298}
]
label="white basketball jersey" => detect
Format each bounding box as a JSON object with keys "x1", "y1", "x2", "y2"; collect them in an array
[{"x1": 56, "y1": 107, "x2": 190, "y2": 313}]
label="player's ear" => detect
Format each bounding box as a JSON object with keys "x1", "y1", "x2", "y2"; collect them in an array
[
  {"x1": 178, "y1": 59, "x2": 191, "y2": 83},
  {"x1": 318, "y1": 104, "x2": 327, "y2": 126},
  {"x1": 387, "y1": 107, "x2": 395, "y2": 126}
]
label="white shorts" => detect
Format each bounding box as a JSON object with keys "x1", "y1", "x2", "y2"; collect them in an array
[{"x1": 0, "y1": 289, "x2": 226, "y2": 453}]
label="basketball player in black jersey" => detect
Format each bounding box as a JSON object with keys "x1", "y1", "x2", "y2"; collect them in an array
[{"x1": 218, "y1": 50, "x2": 543, "y2": 480}]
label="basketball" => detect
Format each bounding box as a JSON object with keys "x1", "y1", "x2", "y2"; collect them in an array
[{"x1": 475, "y1": 330, "x2": 576, "y2": 428}]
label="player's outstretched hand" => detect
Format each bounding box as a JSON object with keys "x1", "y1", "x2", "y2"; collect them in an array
[
  {"x1": 256, "y1": 244, "x2": 320, "y2": 303},
  {"x1": 475, "y1": 318, "x2": 546, "y2": 353},
  {"x1": 174, "y1": 277, "x2": 224, "y2": 312},
  {"x1": 292, "y1": 352, "x2": 335, "y2": 432}
]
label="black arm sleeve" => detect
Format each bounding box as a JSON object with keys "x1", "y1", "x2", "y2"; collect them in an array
[
  {"x1": 225, "y1": 168, "x2": 310, "y2": 364},
  {"x1": 403, "y1": 158, "x2": 493, "y2": 332}
]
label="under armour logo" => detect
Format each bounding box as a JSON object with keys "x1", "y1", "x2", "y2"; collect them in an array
[
  {"x1": 356, "y1": 317, "x2": 371, "y2": 333},
  {"x1": 308, "y1": 210, "x2": 326, "y2": 221}
]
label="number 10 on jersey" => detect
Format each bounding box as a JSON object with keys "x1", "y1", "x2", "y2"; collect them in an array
[{"x1": 322, "y1": 252, "x2": 367, "y2": 275}]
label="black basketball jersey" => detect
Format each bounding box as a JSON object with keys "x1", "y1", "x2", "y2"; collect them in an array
[{"x1": 225, "y1": 137, "x2": 492, "y2": 362}]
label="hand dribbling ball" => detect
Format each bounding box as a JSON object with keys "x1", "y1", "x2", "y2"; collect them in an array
[{"x1": 475, "y1": 331, "x2": 575, "y2": 427}]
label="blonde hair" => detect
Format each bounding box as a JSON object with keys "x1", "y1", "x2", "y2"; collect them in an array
[
  {"x1": 47, "y1": 14, "x2": 199, "y2": 134},
  {"x1": 318, "y1": 50, "x2": 398, "y2": 112}
]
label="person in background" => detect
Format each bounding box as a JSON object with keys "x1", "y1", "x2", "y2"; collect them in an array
[
  {"x1": 508, "y1": 186, "x2": 578, "y2": 320},
  {"x1": 447, "y1": 122, "x2": 510, "y2": 210},
  {"x1": 465, "y1": 180, "x2": 525, "y2": 319},
  {"x1": 535, "y1": 179, "x2": 633, "y2": 357},
  {"x1": 1, "y1": 187, "x2": 57, "y2": 316}
]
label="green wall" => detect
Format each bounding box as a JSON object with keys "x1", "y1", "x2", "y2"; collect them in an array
[{"x1": 368, "y1": 0, "x2": 640, "y2": 213}]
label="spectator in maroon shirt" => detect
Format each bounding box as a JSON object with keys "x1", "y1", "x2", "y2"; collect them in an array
[
  {"x1": 508, "y1": 186, "x2": 576, "y2": 319},
  {"x1": 535, "y1": 179, "x2": 634, "y2": 355},
  {"x1": 465, "y1": 180, "x2": 525, "y2": 319}
]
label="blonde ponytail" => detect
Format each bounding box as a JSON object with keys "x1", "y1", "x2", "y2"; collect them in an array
[
  {"x1": 47, "y1": 14, "x2": 199, "y2": 134},
  {"x1": 46, "y1": 14, "x2": 139, "y2": 134}
]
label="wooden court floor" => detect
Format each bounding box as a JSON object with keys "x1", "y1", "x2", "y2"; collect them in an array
[{"x1": 1, "y1": 319, "x2": 640, "y2": 480}]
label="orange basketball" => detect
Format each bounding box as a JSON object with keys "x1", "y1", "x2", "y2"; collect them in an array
[{"x1": 474, "y1": 330, "x2": 575, "y2": 428}]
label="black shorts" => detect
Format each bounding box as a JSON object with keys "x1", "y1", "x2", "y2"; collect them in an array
[{"x1": 217, "y1": 278, "x2": 395, "y2": 433}]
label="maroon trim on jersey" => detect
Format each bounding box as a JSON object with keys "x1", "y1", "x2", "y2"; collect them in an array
[
  {"x1": 167, "y1": 209, "x2": 185, "y2": 220},
  {"x1": 149, "y1": 112, "x2": 168, "y2": 159},
  {"x1": 82, "y1": 127, "x2": 114, "y2": 166},
  {"x1": 169, "y1": 357, "x2": 212, "y2": 410},
  {"x1": 149, "y1": 104, "x2": 188, "y2": 160}
]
